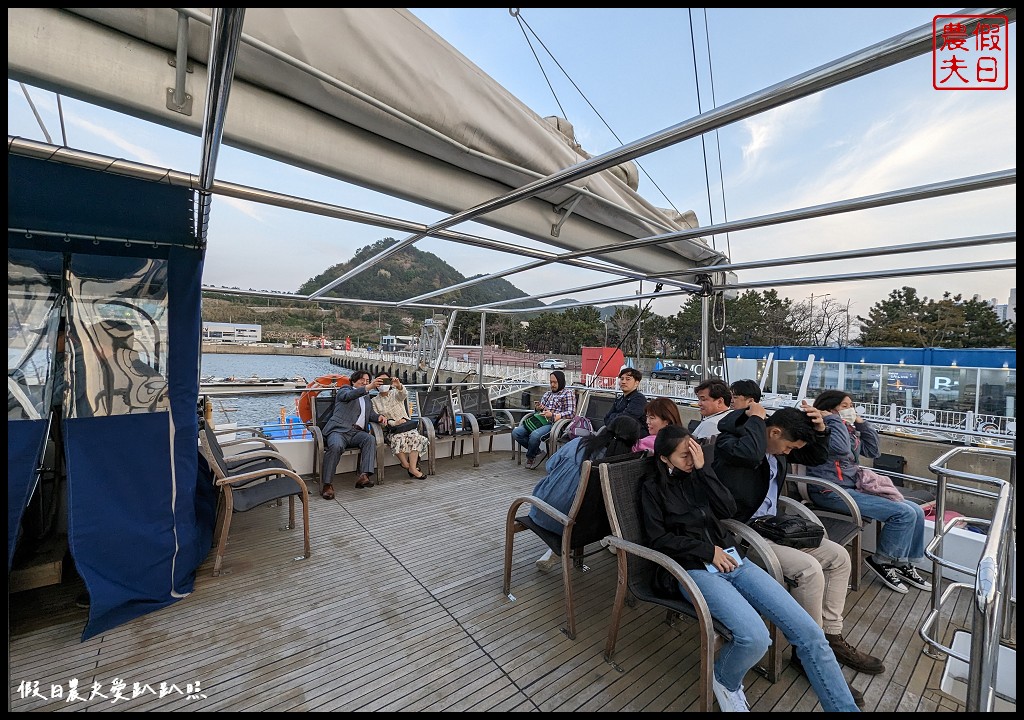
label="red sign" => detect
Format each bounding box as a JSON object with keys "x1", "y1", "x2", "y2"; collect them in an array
[
  {"x1": 345, "y1": 336, "x2": 351, "y2": 351},
  {"x1": 933, "y1": 14, "x2": 1009, "y2": 90}
]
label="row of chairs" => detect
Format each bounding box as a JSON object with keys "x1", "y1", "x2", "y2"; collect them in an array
[{"x1": 504, "y1": 454, "x2": 871, "y2": 711}]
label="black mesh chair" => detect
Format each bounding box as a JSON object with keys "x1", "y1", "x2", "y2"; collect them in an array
[
  {"x1": 599, "y1": 457, "x2": 784, "y2": 711},
  {"x1": 456, "y1": 387, "x2": 516, "y2": 466},
  {"x1": 502, "y1": 451, "x2": 642, "y2": 640},
  {"x1": 784, "y1": 470, "x2": 866, "y2": 590}
]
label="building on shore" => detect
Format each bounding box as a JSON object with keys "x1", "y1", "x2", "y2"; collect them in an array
[{"x1": 202, "y1": 321, "x2": 261, "y2": 344}]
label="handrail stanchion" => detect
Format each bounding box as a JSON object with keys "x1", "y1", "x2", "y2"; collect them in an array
[{"x1": 918, "y1": 445, "x2": 1015, "y2": 711}]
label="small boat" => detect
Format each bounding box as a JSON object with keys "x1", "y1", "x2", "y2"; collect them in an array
[{"x1": 199, "y1": 375, "x2": 307, "y2": 392}]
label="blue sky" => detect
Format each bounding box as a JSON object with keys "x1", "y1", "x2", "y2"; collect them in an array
[{"x1": 7, "y1": 8, "x2": 1016, "y2": 323}]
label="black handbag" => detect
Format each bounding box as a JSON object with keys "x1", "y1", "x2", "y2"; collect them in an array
[
  {"x1": 749, "y1": 514, "x2": 824, "y2": 549},
  {"x1": 388, "y1": 419, "x2": 420, "y2": 434}
]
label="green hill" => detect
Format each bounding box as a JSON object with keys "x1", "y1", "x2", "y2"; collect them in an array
[{"x1": 204, "y1": 237, "x2": 544, "y2": 343}]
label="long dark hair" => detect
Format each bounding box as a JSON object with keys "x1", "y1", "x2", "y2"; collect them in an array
[{"x1": 580, "y1": 415, "x2": 642, "y2": 462}]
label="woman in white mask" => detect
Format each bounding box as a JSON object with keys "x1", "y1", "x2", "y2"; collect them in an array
[{"x1": 803, "y1": 391, "x2": 931, "y2": 596}]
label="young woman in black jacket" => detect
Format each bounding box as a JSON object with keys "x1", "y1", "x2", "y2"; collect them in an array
[{"x1": 639, "y1": 425, "x2": 858, "y2": 712}]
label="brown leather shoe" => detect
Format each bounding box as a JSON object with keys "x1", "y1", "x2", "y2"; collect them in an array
[
  {"x1": 354, "y1": 473, "x2": 374, "y2": 489},
  {"x1": 825, "y1": 633, "x2": 885, "y2": 674},
  {"x1": 320, "y1": 483, "x2": 335, "y2": 500}
]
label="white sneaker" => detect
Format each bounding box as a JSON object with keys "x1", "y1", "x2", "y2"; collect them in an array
[
  {"x1": 524, "y1": 456, "x2": 540, "y2": 470},
  {"x1": 535, "y1": 549, "x2": 559, "y2": 571},
  {"x1": 712, "y1": 676, "x2": 750, "y2": 712}
]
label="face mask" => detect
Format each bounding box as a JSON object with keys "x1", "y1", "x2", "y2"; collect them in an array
[{"x1": 838, "y1": 407, "x2": 858, "y2": 424}]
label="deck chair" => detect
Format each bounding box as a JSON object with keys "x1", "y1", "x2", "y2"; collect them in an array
[
  {"x1": 783, "y1": 470, "x2": 865, "y2": 590},
  {"x1": 502, "y1": 450, "x2": 643, "y2": 640},
  {"x1": 305, "y1": 392, "x2": 386, "y2": 486},
  {"x1": 416, "y1": 389, "x2": 462, "y2": 475},
  {"x1": 599, "y1": 457, "x2": 784, "y2": 711},
  {"x1": 199, "y1": 421, "x2": 310, "y2": 576},
  {"x1": 456, "y1": 387, "x2": 516, "y2": 466}
]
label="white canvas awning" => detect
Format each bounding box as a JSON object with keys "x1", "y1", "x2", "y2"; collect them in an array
[{"x1": 7, "y1": 7, "x2": 725, "y2": 277}]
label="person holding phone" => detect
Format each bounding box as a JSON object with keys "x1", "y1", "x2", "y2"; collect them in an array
[
  {"x1": 640, "y1": 425, "x2": 858, "y2": 712},
  {"x1": 371, "y1": 372, "x2": 429, "y2": 478}
]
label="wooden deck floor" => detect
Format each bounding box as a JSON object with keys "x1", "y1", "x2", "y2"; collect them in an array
[{"x1": 9, "y1": 450, "x2": 975, "y2": 712}]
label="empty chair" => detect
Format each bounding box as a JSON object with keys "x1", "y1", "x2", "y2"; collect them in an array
[
  {"x1": 199, "y1": 422, "x2": 310, "y2": 576},
  {"x1": 416, "y1": 389, "x2": 462, "y2": 475},
  {"x1": 502, "y1": 451, "x2": 641, "y2": 639},
  {"x1": 456, "y1": 386, "x2": 517, "y2": 465}
]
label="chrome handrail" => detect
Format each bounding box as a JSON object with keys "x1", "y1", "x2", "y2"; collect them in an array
[{"x1": 918, "y1": 445, "x2": 1016, "y2": 712}]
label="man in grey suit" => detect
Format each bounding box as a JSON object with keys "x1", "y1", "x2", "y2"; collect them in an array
[{"x1": 320, "y1": 370, "x2": 386, "y2": 498}]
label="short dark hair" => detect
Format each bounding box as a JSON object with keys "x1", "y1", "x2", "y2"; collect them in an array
[
  {"x1": 730, "y1": 379, "x2": 761, "y2": 402},
  {"x1": 695, "y1": 378, "x2": 731, "y2": 405},
  {"x1": 766, "y1": 406, "x2": 817, "y2": 443},
  {"x1": 812, "y1": 389, "x2": 850, "y2": 412},
  {"x1": 618, "y1": 367, "x2": 642, "y2": 382},
  {"x1": 350, "y1": 370, "x2": 370, "y2": 384}
]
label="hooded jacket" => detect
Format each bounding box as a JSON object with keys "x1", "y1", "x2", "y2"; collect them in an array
[{"x1": 805, "y1": 412, "x2": 881, "y2": 489}]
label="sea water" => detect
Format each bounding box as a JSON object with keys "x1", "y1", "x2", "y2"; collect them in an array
[{"x1": 201, "y1": 353, "x2": 351, "y2": 428}]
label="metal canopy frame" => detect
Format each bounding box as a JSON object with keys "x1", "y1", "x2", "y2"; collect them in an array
[{"x1": 7, "y1": 8, "x2": 1016, "y2": 317}]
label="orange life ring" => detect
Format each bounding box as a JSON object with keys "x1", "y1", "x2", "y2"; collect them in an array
[{"x1": 296, "y1": 374, "x2": 351, "y2": 424}]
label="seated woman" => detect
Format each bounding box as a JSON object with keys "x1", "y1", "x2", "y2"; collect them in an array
[
  {"x1": 529, "y1": 415, "x2": 642, "y2": 570},
  {"x1": 640, "y1": 425, "x2": 859, "y2": 712},
  {"x1": 371, "y1": 373, "x2": 429, "y2": 479},
  {"x1": 512, "y1": 370, "x2": 575, "y2": 469},
  {"x1": 806, "y1": 390, "x2": 931, "y2": 595},
  {"x1": 633, "y1": 396, "x2": 682, "y2": 455}
]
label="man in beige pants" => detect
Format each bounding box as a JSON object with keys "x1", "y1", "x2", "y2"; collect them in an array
[{"x1": 709, "y1": 402, "x2": 883, "y2": 707}]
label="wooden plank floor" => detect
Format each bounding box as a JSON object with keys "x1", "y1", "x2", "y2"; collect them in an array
[{"x1": 9, "y1": 450, "x2": 977, "y2": 712}]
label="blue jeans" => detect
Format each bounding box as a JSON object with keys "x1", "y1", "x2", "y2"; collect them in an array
[
  {"x1": 680, "y1": 560, "x2": 859, "y2": 712},
  {"x1": 809, "y1": 486, "x2": 926, "y2": 565},
  {"x1": 511, "y1": 423, "x2": 553, "y2": 460}
]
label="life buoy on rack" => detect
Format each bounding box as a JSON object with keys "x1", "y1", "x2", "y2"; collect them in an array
[{"x1": 296, "y1": 374, "x2": 351, "y2": 424}]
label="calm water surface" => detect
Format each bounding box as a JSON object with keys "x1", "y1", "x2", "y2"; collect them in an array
[{"x1": 201, "y1": 353, "x2": 352, "y2": 428}]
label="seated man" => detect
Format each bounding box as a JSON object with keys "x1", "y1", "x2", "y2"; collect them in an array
[
  {"x1": 604, "y1": 367, "x2": 648, "y2": 436},
  {"x1": 729, "y1": 378, "x2": 761, "y2": 410},
  {"x1": 710, "y1": 401, "x2": 884, "y2": 699},
  {"x1": 320, "y1": 370, "x2": 386, "y2": 498},
  {"x1": 691, "y1": 378, "x2": 732, "y2": 440}
]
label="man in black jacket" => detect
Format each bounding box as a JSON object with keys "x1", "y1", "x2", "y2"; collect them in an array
[
  {"x1": 603, "y1": 367, "x2": 648, "y2": 436},
  {"x1": 711, "y1": 402, "x2": 884, "y2": 688}
]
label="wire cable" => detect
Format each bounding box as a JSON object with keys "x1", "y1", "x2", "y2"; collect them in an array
[{"x1": 511, "y1": 9, "x2": 681, "y2": 215}]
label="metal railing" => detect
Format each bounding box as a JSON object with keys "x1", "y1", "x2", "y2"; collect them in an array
[{"x1": 919, "y1": 445, "x2": 1016, "y2": 712}]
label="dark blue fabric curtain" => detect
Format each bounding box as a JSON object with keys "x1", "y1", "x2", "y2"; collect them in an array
[
  {"x1": 9, "y1": 154, "x2": 215, "y2": 640},
  {"x1": 7, "y1": 421, "x2": 50, "y2": 570}
]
